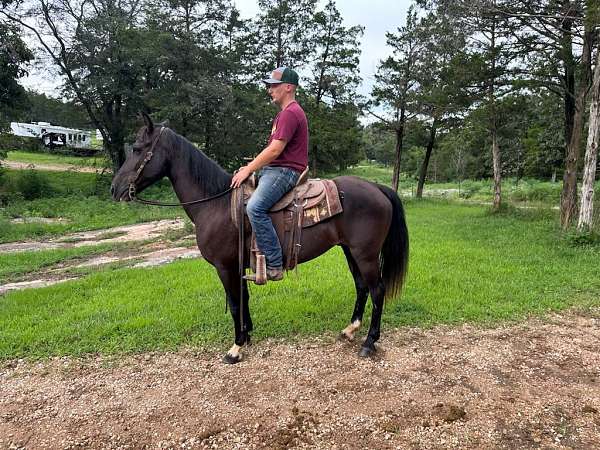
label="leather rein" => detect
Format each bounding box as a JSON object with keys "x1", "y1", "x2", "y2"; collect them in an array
[{"x1": 127, "y1": 126, "x2": 233, "y2": 207}]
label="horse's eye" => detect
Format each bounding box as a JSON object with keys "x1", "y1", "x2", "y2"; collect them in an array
[{"x1": 132, "y1": 144, "x2": 143, "y2": 153}]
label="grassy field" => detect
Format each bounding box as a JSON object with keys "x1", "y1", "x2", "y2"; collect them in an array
[
  {"x1": 6, "y1": 150, "x2": 106, "y2": 167},
  {"x1": 0, "y1": 170, "x2": 181, "y2": 243},
  {"x1": 1, "y1": 200, "x2": 599, "y2": 360},
  {"x1": 0, "y1": 241, "x2": 150, "y2": 284},
  {"x1": 329, "y1": 163, "x2": 600, "y2": 205}
]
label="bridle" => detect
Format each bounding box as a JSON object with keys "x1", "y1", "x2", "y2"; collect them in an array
[{"x1": 127, "y1": 126, "x2": 233, "y2": 206}]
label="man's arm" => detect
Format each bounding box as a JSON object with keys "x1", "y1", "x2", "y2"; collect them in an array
[{"x1": 230, "y1": 139, "x2": 287, "y2": 188}]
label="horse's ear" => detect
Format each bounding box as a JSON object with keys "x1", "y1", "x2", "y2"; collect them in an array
[{"x1": 141, "y1": 111, "x2": 154, "y2": 133}]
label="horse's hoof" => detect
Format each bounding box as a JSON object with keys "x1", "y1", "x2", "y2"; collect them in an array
[
  {"x1": 222, "y1": 353, "x2": 242, "y2": 364},
  {"x1": 338, "y1": 332, "x2": 352, "y2": 342},
  {"x1": 359, "y1": 345, "x2": 376, "y2": 358}
]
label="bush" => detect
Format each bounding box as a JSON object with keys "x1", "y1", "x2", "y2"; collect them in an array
[
  {"x1": 15, "y1": 170, "x2": 54, "y2": 200},
  {"x1": 565, "y1": 230, "x2": 600, "y2": 247},
  {"x1": 0, "y1": 133, "x2": 44, "y2": 153},
  {"x1": 509, "y1": 181, "x2": 560, "y2": 203}
]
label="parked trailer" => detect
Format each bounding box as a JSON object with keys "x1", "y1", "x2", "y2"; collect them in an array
[{"x1": 10, "y1": 122, "x2": 93, "y2": 149}]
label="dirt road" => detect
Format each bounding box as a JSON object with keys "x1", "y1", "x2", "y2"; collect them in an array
[
  {"x1": 1, "y1": 311, "x2": 599, "y2": 449},
  {"x1": 1, "y1": 160, "x2": 109, "y2": 174}
]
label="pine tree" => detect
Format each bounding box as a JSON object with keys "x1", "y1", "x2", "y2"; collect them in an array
[{"x1": 370, "y1": 7, "x2": 421, "y2": 191}]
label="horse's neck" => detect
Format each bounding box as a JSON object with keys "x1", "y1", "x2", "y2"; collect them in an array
[{"x1": 166, "y1": 151, "x2": 231, "y2": 222}]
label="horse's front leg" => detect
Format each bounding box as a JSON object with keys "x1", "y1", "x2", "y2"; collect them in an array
[{"x1": 216, "y1": 266, "x2": 252, "y2": 364}]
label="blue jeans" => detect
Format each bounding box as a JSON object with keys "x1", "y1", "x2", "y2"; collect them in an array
[{"x1": 247, "y1": 166, "x2": 299, "y2": 269}]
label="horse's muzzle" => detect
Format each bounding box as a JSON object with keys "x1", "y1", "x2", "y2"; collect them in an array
[{"x1": 110, "y1": 183, "x2": 131, "y2": 202}]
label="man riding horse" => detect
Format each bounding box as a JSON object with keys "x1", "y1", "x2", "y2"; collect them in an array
[
  {"x1": 111, "y1": 66, "x2": 408, "y2": 363},
  {"x1": 230, "y1": 66, "x2": 308, "y2": 282}
]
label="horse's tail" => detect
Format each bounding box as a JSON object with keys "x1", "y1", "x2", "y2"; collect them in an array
[{"x1": 376, "y1": 184, "x2": 409, "y2": 301}]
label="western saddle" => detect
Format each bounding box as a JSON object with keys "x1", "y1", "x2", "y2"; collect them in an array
[{"x1": 231, "y1": 167, "x2": 343, "y2": 284}]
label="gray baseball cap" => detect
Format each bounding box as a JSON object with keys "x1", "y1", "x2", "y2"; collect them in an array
[{"x1": 262, "y1": 66, "x2": 299, "y2": 85}]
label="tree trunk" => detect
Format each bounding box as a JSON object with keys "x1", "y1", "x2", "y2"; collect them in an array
[
  {"x1": 577, "y1": 50, "x2": 600, "y2": 232},
  {"x1": 488, "y1": 16, "x2": 502, "y2": 212},
  {"x1": 106, "y1": 134, "x2": 125, "y2": 173},
  {"x1": 104, "y1": 101, "x2": 125, "y2": 172},
  {"x1": 391, "y1": 109, "x2": 406, "y2": 192},
  {"x1": 276, "y1": 20, "x2": 283, "y2": 67},
  {"x1": 416, "y1": 118, "x2": 437, "y2": 198},
  {"x1": 562, "y1": 15, "x2": 576, "y2": 154},
  {"x1": 560, "y1": 28, "x2": 593, "y2": 229},
  {"x1": 491, "y1": 126, "x2": 502, "y2": 211},
  {"x1": 311, "y1": 142, "x2": 318, "y2": 177}
]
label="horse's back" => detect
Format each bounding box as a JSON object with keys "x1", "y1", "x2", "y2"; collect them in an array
[
  {"x1": 332, "y1": 176, "x2": 394, "y2": 216},
  {"x1": 295, "y1": 176, "x2": 394, "y2": 262}
]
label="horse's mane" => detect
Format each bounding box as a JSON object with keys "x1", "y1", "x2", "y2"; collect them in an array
[{"x1": 164, "y1": 128, "x2": 232, "y2": 196}]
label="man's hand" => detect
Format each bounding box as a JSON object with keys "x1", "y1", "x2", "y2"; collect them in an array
[{"x1": 230, "y1": 166, "x2": 252, "y2": 188}]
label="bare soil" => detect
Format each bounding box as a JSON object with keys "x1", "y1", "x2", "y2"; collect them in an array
[
  {"x1": 0, "y1": 219, "x2": 199, "y2": 295},
  {"x1": 0, "y1": 219, "x2": 187, "y2": 254},
  {"x1": 1, "y1": 310, "x2": 599, "y2": 449},
  {"x1": 1, "y1": 161, "x2": 108, "y2": 174}
]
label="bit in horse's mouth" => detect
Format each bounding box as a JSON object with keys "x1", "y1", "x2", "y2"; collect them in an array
[{"x1": 113, "y1": 186, "x2": 131, "y2": 202}]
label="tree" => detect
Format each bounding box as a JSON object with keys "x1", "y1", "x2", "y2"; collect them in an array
[
  {"x1": 144, "y1": 0, "x2": 258, "y2": 162},
  {"x1": 362, "y1": 123, "x2": 396, "y2": 166},
  {"x1": 254, "y1": 0, "x2": 317, "y2": 74},
  {"x1": 2, "y1": 0, "x2": 159, "y2": 171},
  {"x1": 0, "y1": 20, "x2": 33, "y2": 132},
  {"x1": 411, "y1": 9, "x2": 474, "y2": 198},
  {"x1": 304, "y1": 0, "x2": 363, "y2": 174},
  {"x1": 578, "y1": 47, "x2": 600, "y2": 232},
  {"x1": 495, "y1": 0, "x2": 596, "y2": 226},
  {"x1": 23, "y1": 91, "x2": 90, "y2": 128},
  {"x1": 370, "y1": 7, "x2": 421, "y2": 191}
]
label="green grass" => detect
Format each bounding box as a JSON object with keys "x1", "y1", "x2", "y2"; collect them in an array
[
  {"x1": 1, "y1": 200, "x2": 599, "y2": 360},
  {"x1": 327, "y1": 162, "x2": 600, "y2": 205},
  {"x1": 0, "y1": 243, "x2": 129, "y2": 283},
  {"x1": 6, "y1": 150, "x2": 106, "y2": 168},
  {"x1": 324, "y1": 163, "x2": 398, "y2": 185},
  {"x1": 0, "y1": 170, "x2": 182, "y2": 243},
  {"x1": 0, "y1": 197, "x2": 182, "y2": 243}
]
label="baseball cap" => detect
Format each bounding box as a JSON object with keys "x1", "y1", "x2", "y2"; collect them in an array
[{"x1": 262, "y1": 67, "x2": 299, "y2": 86}]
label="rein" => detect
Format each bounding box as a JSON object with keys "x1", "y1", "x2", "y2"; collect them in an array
[{"x1": 128, "y1": 126, "x2": 233, "y2": 207}]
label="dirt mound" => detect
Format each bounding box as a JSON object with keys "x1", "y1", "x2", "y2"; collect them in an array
[{"x1": 1, "y1": 311, "x2": 599, "y2": 449}]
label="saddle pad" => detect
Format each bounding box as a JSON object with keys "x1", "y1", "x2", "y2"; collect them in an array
[{"x1": 299, "y1": 179, "x2": 343, "y2": 227}]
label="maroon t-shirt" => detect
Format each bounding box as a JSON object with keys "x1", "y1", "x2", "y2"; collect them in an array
[{"x1": 268, "y1": 101, "x2": 309, "y2": 172}]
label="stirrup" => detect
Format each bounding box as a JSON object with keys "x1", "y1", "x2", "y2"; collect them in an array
[{"x1": 244, "y1": 254, "x2": 267, "y2": 285}]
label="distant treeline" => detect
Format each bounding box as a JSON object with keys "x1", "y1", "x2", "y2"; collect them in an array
[{"x1": 1, "y1": 0, "x2": 599, "y2": 228}]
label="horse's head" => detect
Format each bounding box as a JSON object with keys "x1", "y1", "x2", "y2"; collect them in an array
[{"x1": 111, "y1": 113, "x2": 170, "y2": 201}]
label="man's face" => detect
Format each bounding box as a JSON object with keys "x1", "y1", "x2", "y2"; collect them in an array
[{"x1": 267, "y1": 83, "x2": 288, "y2": 105}]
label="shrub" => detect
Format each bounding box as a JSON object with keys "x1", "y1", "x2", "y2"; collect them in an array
[
  {"x1": 15, "y1": 170, "x2": 54, "y2": 200},
  {"x1": 565, "y1": 230, "x2": 600, "y2": 247},
  {"x1": 509, "y1": 181, "x2": 560, "y2": 203},
  {"x1": 0, "y1": 134, "x2": 44, "y2": 153}
]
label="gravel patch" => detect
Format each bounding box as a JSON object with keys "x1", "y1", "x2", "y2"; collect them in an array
[{"x1": 1, "y1": 310, "x2": 599, "y2": 449}]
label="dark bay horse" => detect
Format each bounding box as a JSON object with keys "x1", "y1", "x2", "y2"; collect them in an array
[{"x1": 111, "y1": 114, "x2": 409, "y2": 363}]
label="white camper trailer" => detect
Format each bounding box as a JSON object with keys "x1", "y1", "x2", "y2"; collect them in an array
[{"x1": 10, "y1": 122, "x2": 92, "y2": 149}]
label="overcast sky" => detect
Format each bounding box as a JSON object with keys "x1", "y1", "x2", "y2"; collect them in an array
[{"x1": 21, "y1": 0, "x2": 412, "y2": 99}]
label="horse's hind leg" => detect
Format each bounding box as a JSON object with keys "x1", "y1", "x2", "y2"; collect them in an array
[{"x1": 340, "y1": 245, "x2": 369, "y2": 341}]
